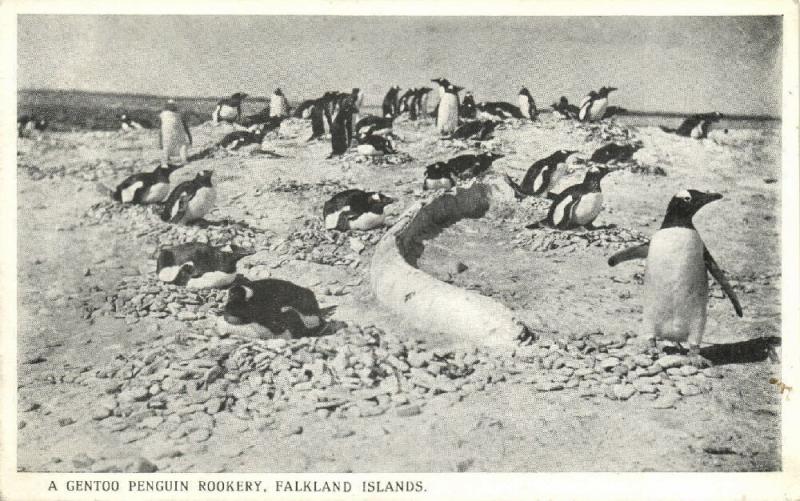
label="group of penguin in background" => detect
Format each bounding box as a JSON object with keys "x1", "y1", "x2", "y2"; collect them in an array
[{"x1": 25, "y1": 77, "x2": 741, "y2": 366}]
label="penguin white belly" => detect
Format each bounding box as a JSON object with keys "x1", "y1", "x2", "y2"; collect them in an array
[
  {"x1": 589, "y1": 98, "x2": 609, "y2": 121},
  {"x1": 578, "y1": 102, "x2": 591, "y2": 121},
  {"x1": 131, "y1": 121, "x2": 144, "y2": 130},
  {"x1": 121, "y1": 122, "x2": 132, "y2": 131},
  {"x1": 552, "y1": 110, "x2": 566, "y2": 120},
  {"x1": 158, "y1": 265, "x2": 185, "y2": 283},
  {"x1": 357, "y1": 144, "x2": 381, "y2": 156},
  {"x1": 121, "y1": 181, "x2": 144, "y2": 203},
  {"x1": 215, "y1": 315, "x2": 273, "y2": 339},
  {"x1": 186, "y1": 271, "x2": 237, "y2": 289},
  {"x1": 270, "y1": 96, "x2": 288, "y2": 117},
  {"x1": 301, "y1": 107, "x2": 313, "y2": 119},
  {"x1": 160, "y1": 111, "x2": 190, "y2": 159},
  {"x1": 549, "y1": 164, "x2": 567, "y2": 191},
  {"x1": 572, "y1": 192, "x2": 603, "y2": 225},
  {"x1": 437, "y1": 95, "x2": 459, "y2": 134},
  {"x1": 348, "y1": 211, "x2": 385, "y2": 230},
  {"x1": 690, "y1": 121, "x2": 706, "y2": 139},
  {"x1": 518, "y1": 96, "x2": 530, "y2": 118},
  {"x1": 644, "y1": 228, "x2": 708, "y2": 343},
  {"x1": 424, "y1": 177, "x2": 454, "y2": 190},
  {"x1": 185, "y1": 187, "x2": 216, "y2": 221},
  {"x1": 217, "y1": 105, "x2": 238, "y2": 122},
  {"x1": 141, "y1": 182, "x2": 170, "y2": 203},
  {"x1": 552, "y1": 195, "x2": 577, "y2": 227},
  {"x1": 532, "y1": 172, "x2": 546, "y2": 193}
]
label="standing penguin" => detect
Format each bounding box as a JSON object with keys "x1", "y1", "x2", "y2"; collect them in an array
[
  {"x1": 159, "y1": 100, "x2": 192, "y2": 166},
  {"x1": 504, "y1": 149, "x2": 577, "y2": 200},
  {"x1": 437, "y1": 84, "x2": 462, "y2": 135},
  {"x1": 382, "y1": 86, "x2": 401, "y2": 118},
  {"x1": 398, "y1": 88, "x2": 415, "y2": 115},
  {"x1": 160, "y1": 170, "x2": 216, "y2": 224},
  {"x1": 518, "y1": 87, "x2": 537, "y2": 120},
  {"x1": 415, "y1": 87, "x2": 433, "y2": 118},
  {"x1": 323, "y1": 189, "x2": 395, "y2": 231},
  {"x1": 112, "y1": 163, "x2": 181, "y2": 204},
  {"x1": 527, "y1": 165, "x2": 610, "y2": 230},
  {"x1": 460, "y1": 91, "x2": 477, "y2": 119},
  {"x1": 328, "y1": 94, "x2": 354, "y2": 158},
  {"x1": 212, "y1": 92, "x2": 248, "y2": 124},
  {"x1": 351, "y1": 87, "x2": 365, "y2": 124},
  {"x1": 607, "y1": 190, "x2": 742, "y2": 367},
  {"x1": 269, "y1": 88, "x2": 289, "y2": 118},
  {"x1": 579, "y1": 86, "x2": 617, "y2": 122}
]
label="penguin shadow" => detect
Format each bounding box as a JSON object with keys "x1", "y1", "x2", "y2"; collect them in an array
[{"x1": 699, "y1": 336, "x2": 782, "y2": 366}]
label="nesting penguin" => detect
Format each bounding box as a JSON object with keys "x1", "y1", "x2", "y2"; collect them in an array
[
  {"x1": 160, "y1": 170, "x2": 215, "y2": 224},
  {"x1": 355, "y1": 116, "x2": 394, "y2": 137},
  {"x1": 159, "y1": 100, "x2": 192, "y2": 166},
  {"x1": 217, "y1": 279, "x2": 324, "y2": 339},
  {"x1": 118, "y1": 113, "x2": 152, "y2": 131},
  {"x1": 504, "y1": 149, "x2": 577, "y2": 200},
  {"x1": 323, "y1": 189, "x2": 395, "y2": 231},
  {"x1": 607, "y1": 190, "x2": 742, "y2": 367},
  {"x1": 270, "y1": 88, "x2": 289, "y2": 118},
  {"x1": 450, "y1": 120, "x2": 499, "y2": 141},
  {"x1": 589, "y1": 141, "x2": 643, "y2": 164},
  {"x1": 528, "y1": 165, "x2": 610, "y2": 230},
  {"x1": 356, "y1": 125, "x2": 397, "y2": 156},
  {"x1": 422, "y1": 162, "x2": 458, "y2": 191},
  {"x1": 551, "y1": 96, "x2": 579, "y2": 119},
  {"x1": 518, "y1": 87, "x2": 537, "y2": 120},
  {"x1": 212, "y1": 92, "x2": 248, "y2": 124},
  {"x1": 579, "y1": 86, "x2": 617, "y2": 122},
  {"x1": 445, "y1": 152, "x2": 505, "y2": 179},
  {"x1": 157, "y1": 242, "x2": 252, "y2": 289},
  {"x1": 659, "y1": 112, "x2": 724, "y2": 139},
  {"x1": 17, "y1": 115, "x2": 48, "y2": 138},
  {"x1": 112, "y1": 163, "x2": 181, "y2": 204},
  {"x1": 437, "y1": 84, "x2": 462, "y2": 135},
  {"x1": 476, "y1": 101, "x2": 524, "y2": 119}
]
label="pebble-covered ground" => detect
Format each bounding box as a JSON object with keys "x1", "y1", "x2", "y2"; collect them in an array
[{"x1": 16, "y1": 108, "x2": 782, "y2": 473}]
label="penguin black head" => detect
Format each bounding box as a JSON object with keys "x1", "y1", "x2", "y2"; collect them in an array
[
  {"x1": 598, "y1": 87, "x2": 618, "y2": 97},
  {"x1": 223, "y1": 283, "x2": 255, "y2": 325},
  {"x1": 583, "y1": 165, "x2": 610, "y2": 190},
  {"x1": 274, "y1": 88, "x2": 283, "y2": 96},
  {"x1": 520, "y1": 87, "x2": 531, "y2": 97},
  {"x1": 587, "y1": 90, "x2": 598, "y2": 99},
  {"x1": 661, "y1": 190, "x2": 722, "y2": 229},
  {"x1": 231, "y1": 92, "x2": 248, "y2": 101},
  {"x1": 368, "y1": 192, "x2": 395, "y2": 208},
  {"x1": 164, "y1": 100, "x2": 179, "y2": 112},
  {"x1": 195, "y1": 170, "x2": 213, "y2": 186}
]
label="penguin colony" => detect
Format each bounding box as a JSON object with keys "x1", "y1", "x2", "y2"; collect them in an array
[{"x1": 23, "y1": 80, "x2": 740, "y2": 370}]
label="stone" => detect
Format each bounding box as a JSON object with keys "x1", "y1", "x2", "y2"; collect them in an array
[
  {"x1": 535, "y1": 382, "x2": 564, "y2": 392},
  {"x1": 188, "y1": 428, "x2": 211, "y2": 443},
  {"x1": 677, "y1": 383, "x2": 702, "y2": 397},
  {"x1": 71, "y1": 453, "x2": 95, "y2": 469},
  {"x1": 680, "y1": 365, "x2": 699, "y2": 377},
  {"x1": 656, "y1": 355, "x2": 686, "y2": 370},
  {"x1": 396, "y1": 405, "x2": 422, "y2": 417},
  {"x1": 652, "y1": 393, "x2": 681, "y2": 409},
  {"x1": 125, "y1": 457, "x2": 158, "y2": 473},
  {"x1": 702, "y1": 367, "x2": 724, "y2": 378},
  {"x1": 283, "y1": 425, "x2": 303, "y2": 436},
  {"x1": 613, "y1": 384, "x2": 636, "y2": 401},
  {"x1": 333, "y1": 428, "x2": 356, "y2": 438},
  {"x1": 92, "y1": 407, "x2": 112, "y2": 421},
  {"x1": 600, "y1": 357, "x2": 621, "y2": 371},
  {"x1": 139, "y1": 416, "x2": 164, "y2": 429}
]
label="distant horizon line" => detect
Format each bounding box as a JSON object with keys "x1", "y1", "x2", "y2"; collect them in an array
[{"x1": 18, "y1": 87, "x2": 782, "y2": 122}]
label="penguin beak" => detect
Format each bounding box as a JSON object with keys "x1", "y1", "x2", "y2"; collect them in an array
[{"x1": 700, "y1": 192, "x2": 723, "y2": 205}]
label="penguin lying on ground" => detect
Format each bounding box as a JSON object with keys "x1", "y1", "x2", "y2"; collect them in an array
[
  {"x1": 118, "y1": 113, "x2": 152, "y2": 130},
  {"x1": 356, "y1": 125, "x2": 397, "y2": 156},
  {"x1": 450, "y1": 120, "x2": 499, "y2": 141},
  {"x1": 217, "y1": 279, "x2": 324, "y2": 339},
  {"x1": 212, "y1": 92, "x2": 248, "y2": 124},
  {"x1": 422, "y1": 162, "x2": 458, "y2": 191},
  {"x1": 579, "y1": 86, "x2": 617, "y2": 122},
  {"x1": 607, "y1": 190, "x2": 742, "y2": 367},
  {"x1": 445, "y1": 152, "x2": 505, "y2": 180},
  {"x1": 382, "y1": 86, "x2": 401, "y2": 118},
  {"x1": 589, "y1": 141, "x2": 643, "y2": 164},
  {"x1": 323, "y1": 189, "x2": 395, "y2": 231},
  {"x1": 504, "y1": 149, "x2": 577, "y2": 200},
  {"x1": 527, "y1": 165, "x2": 610, "y2": 230},
  {"x1": 355, "y1": 116, "x2": 394, "y2": 137},
  {"x1": 219, "y1": 117, "x2": 285, "y2": 150},
  {"x1": 111, "y1": 163, "x2": 182, "y2": 204},
  {"x1": 659, "y1": 112, "x2": 724, "y2": 139},
  {"x1": 157, "y1": 242, "x2": 252, "y2": 289},
  {"x1": 551, "y1": 96, "x2": 580, "y2": 119},
  {"x1": 160, "y1": 170, "x2": 216, "y2": 224},
  {"x1": 476, "y1": 101, "x2": 525, "y2": 119},
  {"x1": 518, "y1": 87, "x2": 538, "y2": 120},
  {"x1": 17, "y1": 115, "x2": 48, "y2": 138},
  {"x1": 460, "y1": 91, "x2": 477, "y2": 119}
]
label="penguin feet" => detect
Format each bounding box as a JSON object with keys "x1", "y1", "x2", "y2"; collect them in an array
[
  {"x1": 516, "y1": 324, "x2": 536, "y2": 345},
  {"x1": 688, "y1": 346, "x2": 712, "y2": 368}
]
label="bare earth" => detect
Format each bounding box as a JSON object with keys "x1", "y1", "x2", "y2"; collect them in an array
[{"x1": 16, "y1": 114, "x2": 781, "y2": 472}]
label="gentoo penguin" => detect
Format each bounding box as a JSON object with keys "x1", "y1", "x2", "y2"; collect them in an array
[
  {"x1": 356, "y1": 125, "x2": 397, "y2": 156},
  {"x1": 17, "y1": 115, "x2": 48, "y2": 138},
  {"x1": 551, "y1": 96, "x2": 579, "y2": 119},
  {"x1": 579, "y1": 86, "x2": 617, "y2": 122},
  {"x1": 445, "y1": 151, "x2": 505, "y2": 179},
  {"x1": 460, "y1": 91, "x2": 477, "y2": 119},
  {"x1": 528, "y1": 165, "x2": 610, "y2": 230},
  {"x1": 590, "y1": 141, "x2": 643, "y2": 164},
  {"x1": 414, "y1": 87, "x2": 433, "y2": 118},
  {"x1": 351, "y1": 87, "x2": 365, "y2": 123},
  {"x1": 159, "y1": 100, "x2": 192, "y2": 166},
  {"x1": 292, "y1": 99, "x2": 317, "y2": 119},
  {"x1": 518, "y1": 87, "x2": 537, "y2": 120},
  {"x1": 160, "y1": 170, "x2": 215, "y2": 224},
  {"x1": 270, "y1": 88, "x2": 289, "y2": 118},
  {"x1": 476, "y1": 101, "x2": 525, "y2": 119},
  {"x1": 241, "y1": 106, "x2": 272, "y2": 126},
  {"x1": 422, "y1": 162, "x2": 458, "y2": 191},
  {"x1": 398, "y1": 88, "x2": 415, "y2": 115},
  {"x1": 112, "y1": 163, "x2": 181, "y2": 204},
  {"x1": 504, "y1": 149, "x2": 577, "y2": 200},
  {"x1": 118, "y1": 113, "x2": 152, "y2": 131},
  {"x1": 355, "y1": 115, "x2": 394, "y2": 137},
  {"x1": 323, "y1": 189, "x2": 395, "y2": 231},
  {"x1": 659, "y1": 112, "x2": 724, "y2": 139},
  {"x1": 607, "y1": 190, "x2": 742, "y2": 367},
  {"x1": 437, "y1": 84, "x2": 462, "y2": 135},
  {"x1": 382, "y1": 86, "x2": 401, "y2": 118},
  {"x1": 212, "y1": 92, "x2": 248, "y2": 124},
  {"x1": 157, "y1": 242, "x2": 252, "y2": 289},
  {"x1": 307, "y1": 95, "x2": 331, "y2": 141},
  {"x1": 431, "y1": 78, "x2": 451, "y2": 117},
  {"x1": 450, "y1": 120, "x2": 499, "y2": 141},
  {"x1": 217, "y1": 279, "x2": 324, "y2": 339},
  {"x1": 328, "y1": 94, "x2": 355, "y2": 158},
  {"x1": 219, "y1": 124, "x2": 263, "y2": 150}
]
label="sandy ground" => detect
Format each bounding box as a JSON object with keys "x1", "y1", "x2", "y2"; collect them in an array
[{"x1": 16, "y1": 114, "x2": 782, "y2": 472}]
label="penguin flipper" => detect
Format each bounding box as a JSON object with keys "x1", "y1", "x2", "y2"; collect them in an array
[
  {"x1": 704, "y1": 248, "x2": 743, "y2": 317},
  {"x1": 164, "y1": 193, "x2": 190, "y2": 223},
  {"x1": 545, "y1": 191, "x2": 558, "y2": 201},
  {"x1": 608, "y1": 243, "x2": 649, "y2": 267},
  {"x1": 503, "y1": 174, "x2": 527, "y2": 200}
]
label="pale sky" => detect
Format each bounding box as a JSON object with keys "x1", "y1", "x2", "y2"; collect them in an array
[{"x1": 17, "y1": 16, "x2": 782, "y2": 116}]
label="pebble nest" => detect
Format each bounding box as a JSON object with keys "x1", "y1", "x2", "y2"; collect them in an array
[
  {"x1": 33, "y1": 325, "x2": 728, "y2": 454},
  {"x1": 275, "y1": 218, "x2": 386, "y2": 268},
  {"x1": 80, "y1": 201, "x2": 275, "y2": 251}
]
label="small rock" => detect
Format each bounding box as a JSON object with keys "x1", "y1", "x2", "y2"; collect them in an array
[
  {"x1": 453, "y1": 262, "x2": 468, "y2": 274},
  {"x1": 125, "y1": 457, "x2": 158, "y2": 473},
  {"x1": 677, "y1": 383, "x2": 702, "y2": 397},
  {"x1": 680, "y1": 366, "x2": 699, "y2": 377},
  {"x1": 20, "y1": 401, "x2": 40, "y2": 412},
  {"x1": 600, "y1": 357, "x2": 621, "y2": 371},
  {"x1": 651, "y1": 394, "x2": 681, "y2": 409},
  {"x1": 332, "y1": 427, "x2": 355, "y2": 438},
  {"x1": 656, "y1": 354, "x2": 686, "y2": 369},
  {"x1": 702, "y1": 367, "x2": 724, "y2": 378},
  {"x1": 613, "y1": 384, "x2": 637, "y2": 400},
  {"x1": 92, "y1": 407, "x2": 112, "y2": 421},
  {"x1": 188, "y1": 428, "x2": 211, "y2": 443},
  {"x1": 283, "y1": 425, "x2": 303, "y2": 436},
  {"x1": 702, "y1": 444, "x2": 736, "y2": 455},
  {"x1": 396, "y1": 405, "x2": 422, "y2": 417},
  {"x1": 58, "y1": 417, "x2": 75, "y2": 427},
  {"x1": 535, "y1": 382, "x2": 564, "y2": 392},
  {"x1": 72, "y1": 453, "x2": 95, "y2": 469}
]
